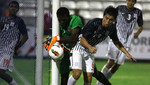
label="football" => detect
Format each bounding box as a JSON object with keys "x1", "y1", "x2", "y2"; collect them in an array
[{"x1": 49, "y1": 45, "x2": 64, "y2": 60}]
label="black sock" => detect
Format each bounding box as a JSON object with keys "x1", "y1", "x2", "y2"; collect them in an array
[{"x1": 93, "y1": 68, "x2": 111, "y2": 85}]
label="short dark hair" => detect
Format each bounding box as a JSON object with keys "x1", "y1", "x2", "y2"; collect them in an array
[
  {"x1": 104, "y1": 6, "x2": 118, "y2": 20},
  {"x1": 56, "y1": 7, "x2": 70, "y2": 17},
  {"x1": 9, "y1": 1, "x2": 19, "y2": 9}
]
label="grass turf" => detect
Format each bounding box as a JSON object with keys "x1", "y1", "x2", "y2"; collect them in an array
[{"x1": 0, "y1": 58, "x2": 150, "y2": 85}]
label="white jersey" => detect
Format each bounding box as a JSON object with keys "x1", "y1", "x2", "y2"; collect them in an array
[
  {"x1": 0, "y1": 16, "x2": 27, "y2": 54},
  {"x1": 116, "y1": 5, "x2": 143, "y2": 47},
  {"x1": 0, "y1": 16, "x2": 27, "y2": 71}
]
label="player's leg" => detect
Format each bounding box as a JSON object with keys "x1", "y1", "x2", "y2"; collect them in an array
[
  {"x1": 61, "y1": 72, "x2": 70, "y2": 85},
  {"x1": 83, "y1": 72, "x2": 93, "y2": 85},
  {"x1": 0, "y1": 69, "x2": 12, "y2": 83},
  {"x1": 93, "y1": 67, "x2": 111, "y2": 85},
  {"x1": 67, "y1": 50, "x2": 83, "y2": 85},
  {"x1": 101, "y1": 59, "x2": 115, "y2": 75},
  {"x1": 107, "y1": 50, "x2": 127, "y2": 79},
  {"x1": 82, "y1": 53, "x2": 95, "y2": 85},
  {"x1": 96, "y1": 41, "x2": 119, "y2": 85},
  {"x1": 60, "y1": 52, "x2": 71, "y2": 85},
  {"x1": 0, "y1": 54, "x2": 18, "y2": 85},
  {"x1": 101, "y1": 40, "x2": 119, "y2": 76}
]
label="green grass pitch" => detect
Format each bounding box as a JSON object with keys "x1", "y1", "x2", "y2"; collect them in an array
[{"x1": 0, "y1": 58, "x2": 150, "y2": 85}]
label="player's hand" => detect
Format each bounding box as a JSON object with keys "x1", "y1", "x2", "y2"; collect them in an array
[
  {"x1": 134, "y1": 32, "x2": 139, "y2": 38},
  {"x1": 43, "y1": 36, "x2": 52, "y2": 45},
  {"x1": 89, "y1": 46, "x2": 97, "y2": 54},
  {"x1": 127, "y1": 54, "x2": 136, "y2": 62},
  {"x1": 14, "y1": 45, "x2": 21, "y2": 55},
  {"x1": 44, "y1": 35, "x2": 60, "y2": 51}
]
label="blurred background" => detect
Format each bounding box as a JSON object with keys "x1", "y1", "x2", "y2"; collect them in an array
[{"x1": 0, "y1": 0, "x2": 150, "y2": 85}]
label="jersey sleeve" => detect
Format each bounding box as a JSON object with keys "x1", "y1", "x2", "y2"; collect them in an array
[
  {"x1": 137, "y1": 10, "x2": 143, "y2": 26},
  {"x1": 109, "y1": 26, "x2": 119, "y2": 41},
  {"x1": 71, "y1": 16, "x2": 83, "y2": 30},
  {"x1": 18, "y1": 19, "x2": 27, "y2": 35}
]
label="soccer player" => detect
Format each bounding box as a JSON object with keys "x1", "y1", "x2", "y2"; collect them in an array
[
  {"x1": 56, "y1": 7, "x2": 83, "y2": 85},
  {"x1": 97, "y1": 0, "x2": 143, "y2": 84},
  {"x1": 68, "y1": 6, "x2": 136, "y2": 85},
  {"x1": 0, "y1": 1, "x2": 28, "y2": 85}
]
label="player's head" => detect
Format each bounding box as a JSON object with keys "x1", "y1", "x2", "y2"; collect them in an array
[
  {"x1": 57, "y1": 7, "x2": 70, "y2": 27},
  {"x1": 8, "y1": 1, "x2": 19, "y2": 16},
  {"x1": 102, "y1": 6, "x2": 118, "y2": 27},
  {"x1": 126, "y1": 0, "x2": 136, "y2": 10}
]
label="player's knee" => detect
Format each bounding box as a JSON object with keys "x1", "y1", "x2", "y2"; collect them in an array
[{"x1": 72, "y1": 69, "x2": 82, "y2": 80}]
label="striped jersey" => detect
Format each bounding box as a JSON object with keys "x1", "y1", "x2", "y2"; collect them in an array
[
  {"x1": 0, "y1": 16, "x2": 27, "y2": 53},
  {"x1": 81, "y1": 18, "x2": 119, "y2": 46},
  {"x1": 116, "y1": 5, "x2": 143, "y2": 47}
]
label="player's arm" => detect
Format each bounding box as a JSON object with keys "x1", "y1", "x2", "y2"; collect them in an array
[
  {"x1": 16, "y1": 19, "x2": 28, "y2": 50},
  {"x1": 60, "y1": 27, "x2": 80, "y2": 43},
  {"x1": 80, "y1": 36, "x2": 97, "y2": 53},
  {"x1": 112, "y1": 40, "x2": 136, "y2": 62},
  {"x1": 134, "y1": 10, "x2": 143, "y2": 38},
  {"x1": 110, "y1": 29, "x2": 136, "y2": 61},
  {"x1": 16, "y1": 34, "x2": 28, "y2": 48},
  {"x1": 134, "y1": 26, "x2": 143, "y2": 38}
]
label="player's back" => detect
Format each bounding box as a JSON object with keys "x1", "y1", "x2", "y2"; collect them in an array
[{"x1": 81, "y1": 18, "x2": 116, "y2": 46}]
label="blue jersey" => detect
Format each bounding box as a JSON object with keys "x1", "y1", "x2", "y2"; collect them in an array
[
  {"x1": 0, "y1": 16, "x2": 27, "y2": 53},
  {"x1": 81, "y1": 18, "x2": 119, "y2": 46}
]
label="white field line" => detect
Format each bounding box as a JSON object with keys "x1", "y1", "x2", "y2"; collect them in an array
[{"x1": 13, "y1": 67, "x2": 31, "y2": 85}]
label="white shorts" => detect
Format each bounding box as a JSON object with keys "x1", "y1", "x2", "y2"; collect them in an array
[
  {"x1": 107, "y1": 40, "x2": 129, "y2": 65},
  {"x1": 70, "y1": 43, "x2": 94, "y2": 73},
  {"x1": 0, "y1": 52, "x2": 14, "y2": 72}
]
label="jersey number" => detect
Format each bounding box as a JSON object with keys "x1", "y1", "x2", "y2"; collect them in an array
[{"x1": 3, "y1": 24, "x2": 9, "y2": 31}]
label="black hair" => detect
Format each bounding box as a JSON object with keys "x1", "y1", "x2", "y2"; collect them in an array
[
  {"x1": 104, "y1": 6, "x2": 118, "y2": 20},
  {"x1": 9, "y1": 1, "x2": 19, "y2": 9},
  {"x1": 127, "y1": 0, "x2": 137, "y2": 3},
  {"x1": 56, "y1": 7, "x2": 70, "y2": 17}
]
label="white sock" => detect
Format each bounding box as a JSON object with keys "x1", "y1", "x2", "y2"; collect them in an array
[
  {"x1": 96, "y1": 81, "x2": 103, "y2": 85},
  {"x1": 105, "y1": 69, "x2": 113, "y2": 79},
  {"x1": 10, "y1": 79, "x2": 18, "y2": 85},
  {"x1": 83, "y1": 82, "x2": 91, "y2": 85},
  {"x1": 67, "y1": 75, "x2": 76, "y2": 85},
  {"x1": 101, "y1": 65, "x2": 109, "y2": 76}
]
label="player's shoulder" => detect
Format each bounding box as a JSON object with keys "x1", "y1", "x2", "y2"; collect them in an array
[
  {"x1": 14, "y1": 16, "x2": 25, "y2": 23},
  {"x1": 15, "y1": 16, "x2": 24, "y2": 21},
  {"x1": 133, "y1": 7, "x2": 142, "y2": 12},
  {"x1": 70, "y1": 14, "x2": 80, "y2": 19},
  {"x1": 90, "y1": 18, "x2": 102, "y2": 23},
  {"x1": 117, "y1": 5, "x2": 126, "y2": 9}
]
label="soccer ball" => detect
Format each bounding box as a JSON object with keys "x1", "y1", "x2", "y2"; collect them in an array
[{"x1": 49, "y1": 45, "x2": 64, "y2": 60}]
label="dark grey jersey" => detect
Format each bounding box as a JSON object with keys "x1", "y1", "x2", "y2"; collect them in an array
[
  {"x1": 0, "y1": 16, "x2": 27, "y2": 53},
  {"x1": 116, "y1": 5, "x2": 143, "y2": 46},
  {"x1": 81, "y1": 18, "x2": 119, "y2": 46}
]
